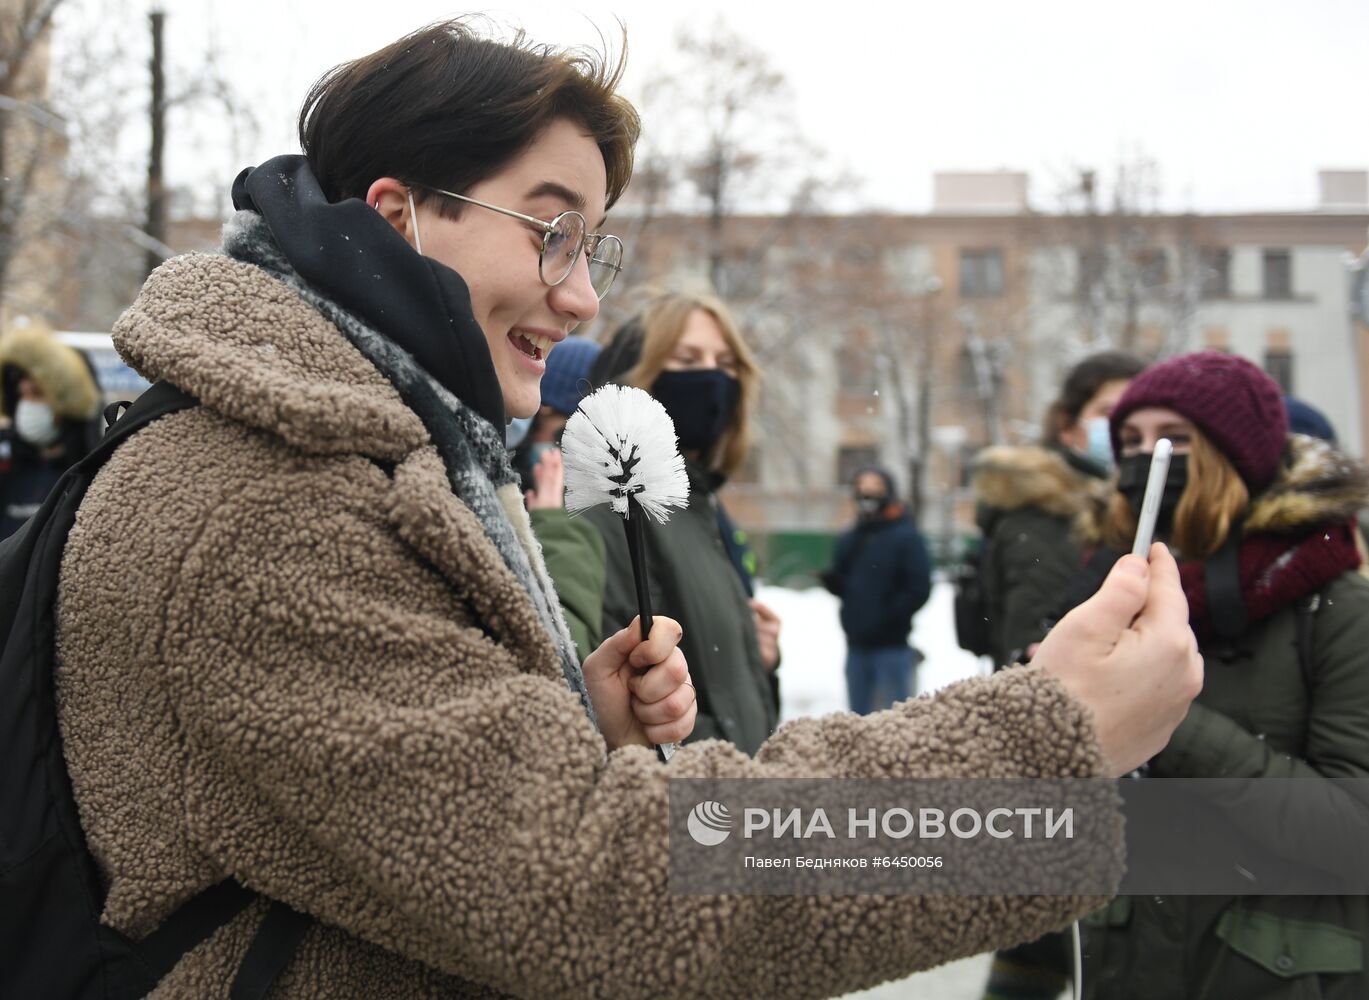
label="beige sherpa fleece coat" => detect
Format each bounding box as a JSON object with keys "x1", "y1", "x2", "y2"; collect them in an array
[{"x1": 56, "y1": 252, "x2": 1122, "y2": 999}]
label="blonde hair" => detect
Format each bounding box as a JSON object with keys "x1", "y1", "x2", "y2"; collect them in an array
[
  {"x1": 614, "y1": 291, "x2": 759, "y2": 478},
  {"x1": 1101, "y1": 429, "x2": 1250, "y2": 558}
]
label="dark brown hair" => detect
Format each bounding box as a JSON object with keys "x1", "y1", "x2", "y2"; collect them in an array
[
  {"x1": 299, "y1": 20, "x2": 640, "y2": 214},
  {"x1": 1042, "y1": 349, "x2": 1147, "y2": 441}
]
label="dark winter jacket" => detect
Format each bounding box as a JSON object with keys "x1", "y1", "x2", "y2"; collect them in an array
[
  {"x1": 0, "y1": 433, "x2": 69, "y2": 537},
  {"x1": 716, "y1": 497, "x2": 759, "y2": 596},
  {"x1": 1075, "y1": 435, "x2": 1369, "y2": 1000},
  {"x1": 529, "y1": 505, "x2": 605, "y2": 660},
  {"x1": 972, "y1": 443, "x2": 1109, "y2": 667},
  {"x1": 823, "y1": 503, "x2": 932, "y2": 650},
  {"x1": 0, "y1": 328, "x2": 101, "y2": 538},
  {"x1": 583, "y1": 459, "x2": 779, "y2": 754}
]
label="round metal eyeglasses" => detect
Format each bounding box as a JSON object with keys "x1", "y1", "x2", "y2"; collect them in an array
[{"x1": 418, "y1": 185, "x2": 623, "y2": 300}]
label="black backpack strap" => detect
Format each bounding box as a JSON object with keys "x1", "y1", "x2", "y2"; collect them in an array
[
  {"x1": 102, "y1": 399, "x2": 133, "y2": 429},
  {"x1": 1205, "y1": 528, "x2": 1249, "y2": 641},
  {"x1": 133, "y1": 879, "x2": 257, "y2": 980},
  {"x1": 231, "y1": 900, "x2": 314, "y2": 1000},
  {"x1": 90, "y1": 381, "x2": 198, "y2": 463},
  {"x1": 130, "y1": 881, "x2": 312, "y2": 997}
]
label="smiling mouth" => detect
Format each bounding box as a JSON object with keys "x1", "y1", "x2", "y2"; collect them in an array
[{"x1": 510, "y1": 330, "x2": 554, "y2": 362}]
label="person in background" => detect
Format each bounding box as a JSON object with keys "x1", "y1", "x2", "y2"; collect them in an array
[
  {"x1": 513, "y1": 333, "x2": 601, "y2": 493},
  {"x1": 971, "y1": 351, "x2": 1145, "y2": 671},
  {"x1": 1066, "y1": 352, "x2": 1369, "y2": 1000},
  {"x1": 1282, "y1": 394, "x2": 1369, "y2": 576},
  {"x1": 0, "y1": 323, "x2": 101, "y2": 539},
  {"x1": 585, "y1": 290, "x2": 782, "y2": 754},
  {"x1": 521, "y1": 335, "x2": 607, "y2": 658},
  {"x1": 1284, "y1": 394, "x2": 1336, "y2": 444},
  {"x1": 821, "y1": 465, "x2": 932, "y2": 714}
]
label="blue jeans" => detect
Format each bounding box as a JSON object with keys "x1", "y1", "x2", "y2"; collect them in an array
[{"x1": 845, "y1": 645, "x2": 917, "y2": 715}]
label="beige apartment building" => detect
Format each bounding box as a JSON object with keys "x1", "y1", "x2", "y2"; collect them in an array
[{"x1": 23, "y1": 157, "x2": 1369, "y2": 579}]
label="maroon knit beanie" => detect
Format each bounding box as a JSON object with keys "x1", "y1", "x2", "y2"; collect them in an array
[{"x1": 1110, "y1": 351, "x2": 1288, "y2": 493}]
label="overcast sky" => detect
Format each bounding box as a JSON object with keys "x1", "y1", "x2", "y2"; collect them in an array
[{"x1": 56, "y1": 0, "x2": 1369, "y2": 216}]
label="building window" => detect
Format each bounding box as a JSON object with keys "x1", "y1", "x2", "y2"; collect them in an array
[
  {"x1": 1137, "y1": 325, "x2": 1165, "y2": 353},
  {"x1": 836, "y1": 445, "x2": 879, "y2": 486},
  {"x1": 837, "y1": 344, "x2": 879, "y2": 395},
  {"x1": 1136, "y1": 248, "x2": 1168, "y2": 289},
  {"x1": 1263, "y1": 249, "x2": 1293, "y2": 300},
  {"x1": 959, "y1": 248, "x2": 1005, "y2": 298},
  {"x1": 1202, "y1": 327, "x2": 1230, "y2": 351},
  {"x1": 1264, "y1": 348, "x2": 1294, "y2": 393},
  {"x1": 1201, "y1": 248, "x2": 1231, "y2": 299}
]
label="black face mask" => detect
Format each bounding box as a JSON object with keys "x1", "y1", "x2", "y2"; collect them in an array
[
  {"x1": 855, "y1": 494, "x2": 888, "y2": 519},
  {"x1": 651, "y1": 369, "x2": 741, "y2": 454},
  {"x1": 1117, "y1": 452, "x2": 1190, "y2": 531}
]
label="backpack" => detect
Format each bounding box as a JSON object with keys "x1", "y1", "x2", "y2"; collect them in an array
[
  {"x1": 0, "y1": 382, "x2": 310, "y2": 999},
  {"x1": 953, "y1": 537, "x2": 994, "y2": 658}
]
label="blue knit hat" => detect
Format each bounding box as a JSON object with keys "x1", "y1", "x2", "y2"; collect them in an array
[
  {"x1": 540, "y1": 337, "x2": 602, "y2": 416},
  {"x1": 1284, "y1": 396, "x2": 1337, "y2": 444}
]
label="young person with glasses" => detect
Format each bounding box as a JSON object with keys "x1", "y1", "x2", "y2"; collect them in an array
[{"x1": 52, "y1": 19, "x2": 1201, "y2": 998}]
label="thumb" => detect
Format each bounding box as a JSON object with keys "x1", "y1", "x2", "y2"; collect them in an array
[
  {"x1": 603, "y1": 617, "x2": 646, "y2": 658},
  {"x1": 1133, "y1": 542, "x2": 1190, "y2": 632},
  {"x1": 583, "y1": 618, "x2": 644, "y2": 675},
  {"x1": 1067, "y1": 552, "x2": 1150, "y2": 645}
]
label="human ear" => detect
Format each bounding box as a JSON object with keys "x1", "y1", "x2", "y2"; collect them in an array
[{"x1": 365, "y1": 177, "x2": 417, "y2": 247}]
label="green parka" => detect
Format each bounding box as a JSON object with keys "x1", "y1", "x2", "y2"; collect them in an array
[
  {"x1": 582, "y1": 459, "x2": 778, "y2": 755},
  {"x1": 972, "y1": 444, "x2": 1109, "y2": 667},
  {"x1": 1080, "y1": 436, "x2": 1369, "y2": 1000},
  {"x1": 529, "y1": 506, "x2": 605, "y2": 660}
]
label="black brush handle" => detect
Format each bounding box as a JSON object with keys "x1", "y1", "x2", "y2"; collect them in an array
[
  {"x1": 623, "y1": 496, "x2": 676, "y2": 762},
  {"x1": 623, "y1": 495, "x2": 653, "y2": 640}
]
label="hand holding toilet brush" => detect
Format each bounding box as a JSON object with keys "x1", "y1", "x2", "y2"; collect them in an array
[{"x1": 561, "y1": 384, "x2": 690, "y2": 760}]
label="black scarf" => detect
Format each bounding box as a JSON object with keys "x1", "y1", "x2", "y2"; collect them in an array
[{"x1": 231, "y1": 155, "x2": 504, "y2": 431}]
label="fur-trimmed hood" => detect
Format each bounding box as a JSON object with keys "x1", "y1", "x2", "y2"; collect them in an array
[
  {"x1": 0, "y1": 326, "x2": 100, "y2": 420},
  {"x1": 1245, "y1": 434, "x2": 1369, "y2": 534},
  {"x1": 972, "y1": 444, "x2": 1109, "y2": 520},
  {"x1": 1080, "y1": 434, "x2": 1369, "y2": 543}
]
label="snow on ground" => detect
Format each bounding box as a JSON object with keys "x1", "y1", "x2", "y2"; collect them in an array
[
  {"x1": 759, "y1": 577, "x2": 993, "y2": 724},
  {"x1": 755, "y1": 578, "x2": 1000, "y2": 999}
]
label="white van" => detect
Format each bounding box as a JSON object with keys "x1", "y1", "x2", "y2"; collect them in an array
[{"x1": 54, "y1": 332, "x2": 152, "y2": 409}]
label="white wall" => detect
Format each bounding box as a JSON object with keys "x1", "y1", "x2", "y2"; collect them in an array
[{"x1": 1199, "y1": 245, "x2": 1362, "y2": 456}]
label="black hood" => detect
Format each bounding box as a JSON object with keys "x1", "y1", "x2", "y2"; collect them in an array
[{"x1": 232, "y1": 155, "x2": 504, "y2": 430}]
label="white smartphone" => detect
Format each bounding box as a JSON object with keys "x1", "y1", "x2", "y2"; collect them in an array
[{"x1": 1131, "y1": 438, "x2": 1174, "y2": 556}]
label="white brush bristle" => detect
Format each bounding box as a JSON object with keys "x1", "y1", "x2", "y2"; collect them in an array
[{"x1": 562, "y1": 385, "x2": 689, "y2": 522}]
